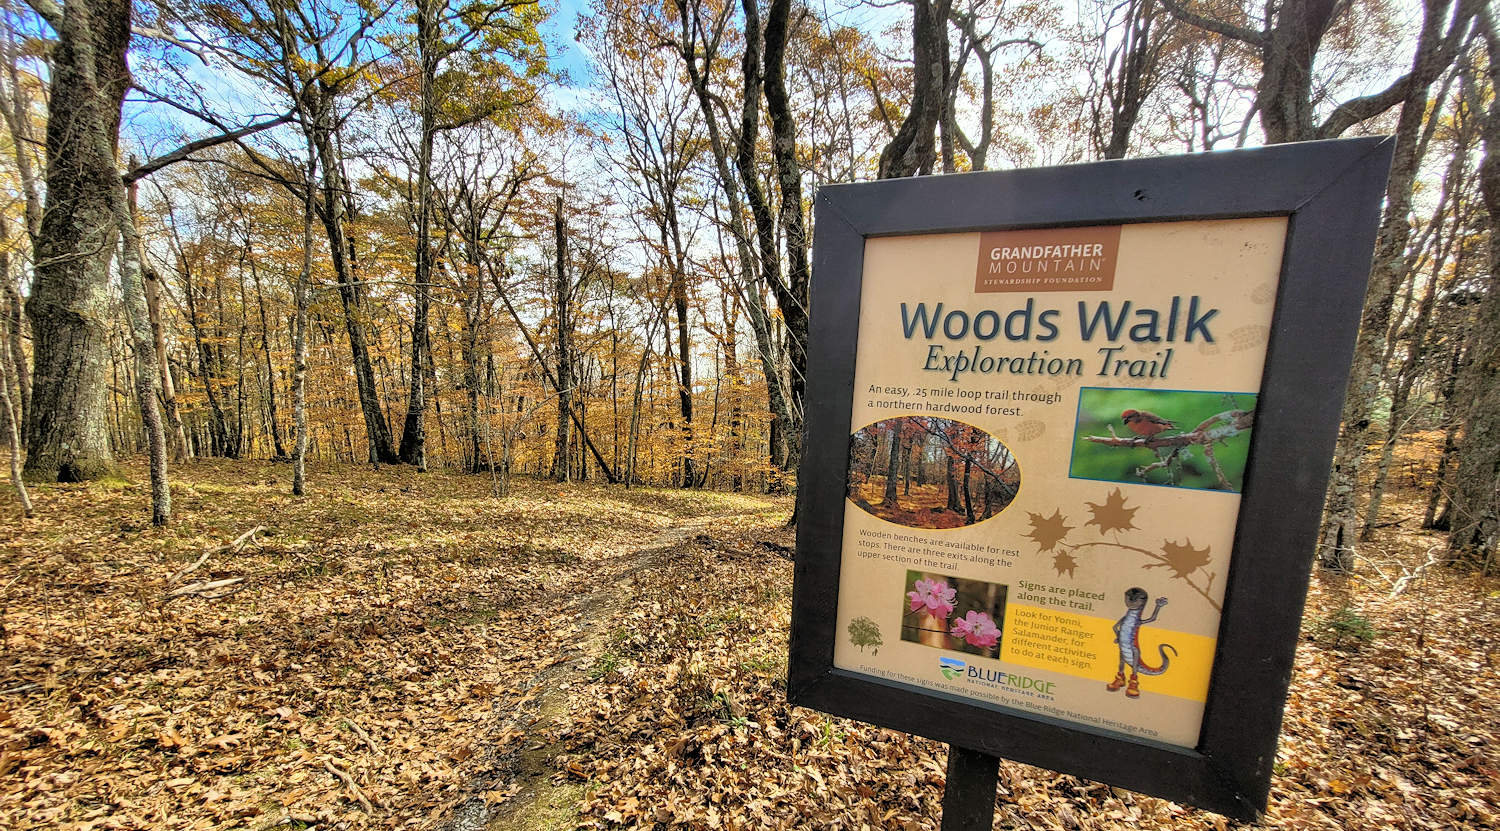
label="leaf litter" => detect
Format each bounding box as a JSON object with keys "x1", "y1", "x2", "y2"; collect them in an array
[{"x1": 0, "y1": 459, "x2": 1495, "y2": 830}]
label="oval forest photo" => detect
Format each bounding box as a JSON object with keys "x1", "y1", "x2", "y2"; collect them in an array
[{"x1": 847, "y1": 417, "x2": 1020, "y2": 529}]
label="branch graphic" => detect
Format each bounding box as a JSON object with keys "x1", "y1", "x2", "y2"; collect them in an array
[
  {"x1": 1025, "y1": 489, "x2": 1223, "y2": 612},
  {"x1": 1083, "y1": 409, "x2": 1254, "y2": 492}
]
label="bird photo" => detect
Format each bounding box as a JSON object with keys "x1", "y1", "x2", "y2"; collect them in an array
[
  {"x1": 1071, "y1": 388, "x2": 1256, "y2": 491},
  {"x1": 1121, "y1": 409, "x2": 1176, "y2": 438}
]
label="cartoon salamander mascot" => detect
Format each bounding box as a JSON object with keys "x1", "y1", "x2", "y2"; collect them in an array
[{"x1": 1107, "y1": 587, "x2": 1178, "y2": 698}]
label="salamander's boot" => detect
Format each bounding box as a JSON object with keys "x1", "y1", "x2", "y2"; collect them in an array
[
  {"x1": 1107, "y1": 671, "x2": 1127, "y2": 692},
  {"x1": 1126, "y1": 673, "x2": 1141, "y2": 698}
]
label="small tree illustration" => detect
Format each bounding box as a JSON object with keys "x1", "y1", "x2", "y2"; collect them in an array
[{"x1": 848, "y1": 616, "x2": 883, "y2": 654}]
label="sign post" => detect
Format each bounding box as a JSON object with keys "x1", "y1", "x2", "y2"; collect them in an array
[
  {"x1": 789, "y1": 138, "x2": 1394, "y2": 822},
  {"x1": 941, "y1": 747, "x2": 1000, "y2": 830}
]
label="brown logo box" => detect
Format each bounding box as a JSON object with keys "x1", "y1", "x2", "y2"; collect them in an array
[{"x1": 976, "y1": 225, "x2": 1122, "y2": 292}]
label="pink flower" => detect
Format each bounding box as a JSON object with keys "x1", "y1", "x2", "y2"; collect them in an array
[
  {"x1": 906, "y1": 578, "x2": 956, "y2": 619},
  {"x1": 950, "y1": 611, "x2": 1000, "y2": 648}
]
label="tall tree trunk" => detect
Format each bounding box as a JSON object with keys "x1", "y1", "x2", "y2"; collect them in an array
[
  {"x1": 0, "y1": 253, "x2": 31, "y2": 517},
  {"x1": 1447, "y1": 21, "x2": 1500, "y2": 570},
  {"x1": 878, "y1": 0, "x2": 952, "y2": 178},
  {"x1": 181, "y1": 257, "x2": 235, "y2": 457},
  {"x1": 763, "y1": 0, "x2": 810, "y2": 470},
  {"x1": 945, "y1": 452, "x2": 961, "y2": 510},
  {"x1": 23, "y1": 0, "x2": 132, "y2": 482},
  {"x1": 0, "y1": 217, "x2": 25, "y2": 437},
  {"x1": 291, "y1": 152, "x2": 316, "y2": 497},
  {"x1": 399, "y1": 0, "x2": 440, "y2": 469},
  {"x1": 109, "y1": 181, "x2": 170, "y2": 525},
  {"x1": 963, "y1": 456, "x2": 975, "y2": 524},
  {"x1": 668, "y1": 228, "x2": 694, "y2": 488},
  {"x1": 250, "y1": 261, "x2": 288, "y2": 459},
  {"x1": 883, "y1": 425, "x2": 901, "y2": 506},
  {"x1": 1095, "y1": 0, "x2": 1169, "y2": 159},
  {"x1": 143, "y1": 266, "x2": 190, "y2": 461},
  {"x1": 310, "y1": 100, "x2": 398, "y2": 464},
  {"x1": 1316, "y1": 0, "x2": 1465, "y2": 569},
  {"x1": 1424, "y1": 338, "x2": 1467, "y2": 529},
  {"x1": 1255, "y1": 0, "x2": 1342, "y2": 143},
  {"x1": 1362, "y1": 121, "x2": 1466, "y2": 539},
  {"x1": 1, "y1": 12, "x2": 42, "y2": 245},
  {"x1": 733, "y1": 0, "x2": 797, "y2": 473},
  {"x1": 722, "y1": 293, "x2": 743, "y2": 492},
  {"x1": 552, "y1": 195, "x2": 572, "y2": 482},
  {"x1": 462, "y1": 243, "x2": 486, "y2": 473}
]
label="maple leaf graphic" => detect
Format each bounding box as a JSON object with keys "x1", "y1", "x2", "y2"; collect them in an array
[
  {"x1": 1150, "y1": 538, "x2": 1213, "y2": 579},
  {"x1": 1052, "y1": 551, "x2": 1079, "y2": 578},
  {"x1": 1025, "y1": 509, "x2": 1073, "y2": 552},
  {"x1": 1084, "y1": 488, "x2": 1138, "y2": 534}
]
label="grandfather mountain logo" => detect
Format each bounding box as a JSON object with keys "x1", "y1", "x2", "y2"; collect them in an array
[
  {"x1": 976, "y1": 225, "x2": 1122, "y2": 293},
  {"x1": 939, "y1": 656, "x2": 966, "y2": 680}
]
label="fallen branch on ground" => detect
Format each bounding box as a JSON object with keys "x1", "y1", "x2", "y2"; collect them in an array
[
  {"x1": 171, "y1": 525, "x2": 264, "y2": 582},
  {"x1": 324, "y1": 758, "x2": 379, "y2": 813},
  {"x1": 165, "y1": 577, "x2": 245, "y2": 600},
  {"x1": 1390, "y1": 544, "x2": 1444, "y2": 598},
  {"x1": 344, "y1": 719, "x2": 383, "y2": 757}
]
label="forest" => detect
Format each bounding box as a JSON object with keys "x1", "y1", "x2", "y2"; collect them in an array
[
  {"x1": 848, "y1": 417, "x2": 1020, "y2": 528},
  {"x1": 0, "y1": 0, "x2": 1497, "y2": 828}
]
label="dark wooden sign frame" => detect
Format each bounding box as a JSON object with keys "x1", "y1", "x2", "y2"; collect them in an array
[{"x1": 789, "y1": 137, "x2": 1395, "y2": 821}]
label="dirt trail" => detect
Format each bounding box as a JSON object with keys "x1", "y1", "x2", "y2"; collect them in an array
[{"x1": 438, "y1": 512, "x2": 760, "y2": 831}]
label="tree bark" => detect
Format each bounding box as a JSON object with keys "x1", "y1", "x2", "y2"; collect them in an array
[
  {"x1": 310, "y1": 96, "x2": 398, "y2": 465},
  {"x1": 398, "y1": 0, "x2": 441, "y2": 469},
  {"x1": 672, "y1": 260, "x2": 694, "y2": 487},
  {"x1": 292, "y1": 151, "x2": 316, "y2": 497},
  {"x1": 110, "y1": 179, "x2": 170, "y2": 525},
  {"x1": 673, "y1": 0, "x2": 797, "y2": 475},
  {"x1": 883, "y1": 425, "x2": 901, "y2": 506},
  {"x1": 23, "y1": 0, "x2": 131, "y2": 482},
  {"x1": 763, "y1": 0, "x2": 810, "y2": 469},
  {"x1": 1095, "y1": 0, "x2": 1170, "y2": 159},
  {"x1": 946, "y1": 452, "x2": 961, "y2": 511},
  {"x1": 249, "y1": 259, "x2": 287, "y2": 459},
  {"x1": 1447, "y1": 19, "x2": 1500, "y2": 570},
  {"x1": 1316, "y1": 0, "x2": 1467, "y2": 569},
  {"x1": 552, "y1": 194, "x2": 572, "y2": 482},
  {"x1": 878, "y1": 0, "x2": 952, "y2": 177},
  {"x1": 0, "y1": 250, "x2": 31, "y2": 517}
]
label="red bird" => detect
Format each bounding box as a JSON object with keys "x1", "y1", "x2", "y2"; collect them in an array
[{"x1": 1121, "y1": 409, "x2": 1176, "y2": 437}]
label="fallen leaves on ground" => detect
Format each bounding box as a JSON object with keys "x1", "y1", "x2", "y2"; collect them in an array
[
  {"x1": 559, "y1": 489, "x2": 1497, "y2": 830},
  {"x1": 0, "y1": 459, "x2": 1495, "y2": 830},
  {"x1": 0, "y1": 459, "x2": 781, "y2": 829}
]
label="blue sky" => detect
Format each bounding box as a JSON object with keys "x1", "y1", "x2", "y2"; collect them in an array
[{"x1": 542, "y1": 0, "x2": 594, "y2": 87}]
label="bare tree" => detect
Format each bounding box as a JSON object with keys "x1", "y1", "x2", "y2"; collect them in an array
[{"x1": 1446, "y1": 12, "x2": 1500, "y2": 571}]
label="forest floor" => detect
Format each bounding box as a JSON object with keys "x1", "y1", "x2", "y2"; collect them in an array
[
  {"x1": 0, "y1": 458, "x2": 1495, "y2": 830},
  {"x1": 848, "y1": 480, "x2": 974, "y2": 529}
]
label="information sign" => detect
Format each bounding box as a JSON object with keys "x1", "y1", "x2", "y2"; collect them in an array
[{"x1": 789, "y1": 138, "x2": 1394, "y2": 820}]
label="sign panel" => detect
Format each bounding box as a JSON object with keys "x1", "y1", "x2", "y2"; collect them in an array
[
  {"x1": 790, "y1": 139, "x2": 1394, "y2": 820},
  {"x1": 837, "y1": 217, "x2": 1283, "y2": 749}
]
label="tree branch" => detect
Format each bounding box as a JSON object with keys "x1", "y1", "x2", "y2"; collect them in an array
[
  {"x1": 122, "y1": 113, "x2": 295, "y2": 184},
  {"x1": 1083, "y1": 408, "x2": 1254, "y2": 450},
  {"x1": 1316, "y1": 74, "x2": 1415, "y2": 139},
  {"x1": 21, "y1": 0, "x2": 60, "y2": 31},
  {"x1": 1157, "y1": 0, "x2": 1264, "y2": 47}
]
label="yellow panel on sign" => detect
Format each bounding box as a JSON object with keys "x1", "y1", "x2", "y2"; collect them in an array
[{"x1": 1000, "y1": 604, "x2": 1215, "y2": 703}]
